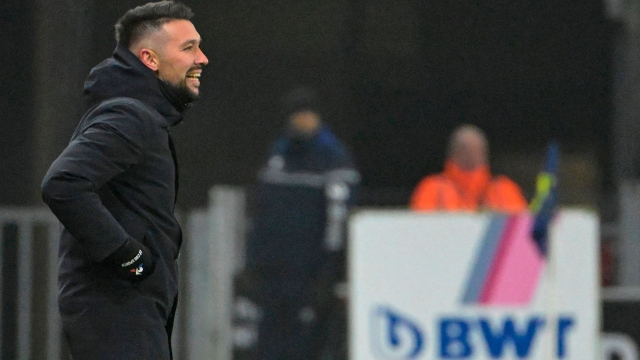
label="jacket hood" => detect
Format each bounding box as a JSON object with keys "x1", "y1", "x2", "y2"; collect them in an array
[{"x1": 83, "y1": 43, "x2": 184, "y2": 127}]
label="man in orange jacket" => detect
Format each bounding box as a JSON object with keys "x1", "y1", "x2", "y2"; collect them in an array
[{"x1": 410, "y1": 124, "x2": 528, "y2": 213}]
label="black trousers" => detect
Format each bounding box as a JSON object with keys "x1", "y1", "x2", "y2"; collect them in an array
[{"x1": 60, "y1": 281, "x2": 178, "y2": 360}]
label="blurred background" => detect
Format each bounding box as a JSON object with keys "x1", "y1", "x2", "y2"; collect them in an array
[
  {"x1": 2, "y1": 0, "x2": 640, "y2": 358},
  {"x1": 2, "y1": 0, "x2": 618, "y2": 209}
]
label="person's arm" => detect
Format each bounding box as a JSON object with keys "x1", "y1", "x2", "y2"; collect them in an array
[
  {"x1": 409, "y1": 176, "x2": 440, "y2": 211},
  {"x1": 41, "y1": 102, "x2": 150, "y2": 264},
  {"x1": 491, "y1": 176, "x2": 529, "y2": 213},
  {"x1": 323, "y1": 135, "x2": 360, "y2": 251}
]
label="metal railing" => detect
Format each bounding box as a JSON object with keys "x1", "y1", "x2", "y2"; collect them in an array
[
  {"x1": 0, "y1": 207, "x2": 63, "y2": 360},
  {"x1": 0, "y1": 186, "x2": 247, "y2": 360}
]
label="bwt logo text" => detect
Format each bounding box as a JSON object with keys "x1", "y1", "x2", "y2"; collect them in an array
[{"x1": 371, "y1": 306, "x2": 576, "y2": 359}]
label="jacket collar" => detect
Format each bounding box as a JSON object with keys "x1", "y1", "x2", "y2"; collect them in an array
[
  {"x1": 442, "y1": 160, "x2": 492, "y2": 201},
  {"x1": 83, "y1": 44, "x2": 185, "y2": 127}
]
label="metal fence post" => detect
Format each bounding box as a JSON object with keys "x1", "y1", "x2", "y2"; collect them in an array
[
  {"x1": 619, "y1": 181, "x2": 640, "y2": 285},
  {"x1": 209, "y1": 186, "x2": 246, "y2": 360}
]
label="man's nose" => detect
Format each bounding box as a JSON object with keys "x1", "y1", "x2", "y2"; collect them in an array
[{"x1": 197, "y1": 48, "x2": 209, "y2": 66}]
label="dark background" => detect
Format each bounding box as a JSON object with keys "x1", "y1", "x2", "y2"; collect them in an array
[{"x1": 0, "y1": 0, "x2": 615, "y2": 210}]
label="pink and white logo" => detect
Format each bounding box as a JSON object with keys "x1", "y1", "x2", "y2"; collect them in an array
[{"x1": 462, "y1": 214, "x2": 547, "y2": 306}]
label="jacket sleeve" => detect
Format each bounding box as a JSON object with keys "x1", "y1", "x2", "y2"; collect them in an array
[
  {"x1": 41, "y1": 104, "x2": 146, "y2": 261},
  {"x1": 409, "y1": 176, "x2": 441, "y2": 211},
  {"x1": 491, "y1": 176, "x2": 529, "y2": 213}
]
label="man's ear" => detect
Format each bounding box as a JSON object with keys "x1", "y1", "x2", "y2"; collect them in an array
[{"x1": 138, "y1": 48, "x2": 159, "y2": 72}]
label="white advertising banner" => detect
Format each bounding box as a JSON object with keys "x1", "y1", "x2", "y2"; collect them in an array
[{"x1": 348, "y1": 209, "x2": 599, "y2": 360}]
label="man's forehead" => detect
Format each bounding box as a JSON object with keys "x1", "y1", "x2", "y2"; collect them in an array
[{"x1": 161, "y1": 19, "x2": 201, "y2": 44}]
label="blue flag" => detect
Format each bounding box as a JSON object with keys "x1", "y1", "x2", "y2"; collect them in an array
[{"x1": 529, "y1": 140, "x2": 559, "y2": 256}]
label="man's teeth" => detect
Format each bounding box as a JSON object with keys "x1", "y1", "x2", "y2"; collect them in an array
[{"x1": 186, "y1": 73, "x2": 201, "y2": 79}]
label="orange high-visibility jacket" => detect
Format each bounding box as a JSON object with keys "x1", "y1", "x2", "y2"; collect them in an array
[{"x1": 410, "y1": 160, "x2": 528, "y2": 213}]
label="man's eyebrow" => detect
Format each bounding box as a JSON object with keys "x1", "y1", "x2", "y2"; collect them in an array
[{"x1": 179, "y1": 38, "x2": 202, "y2": 47}]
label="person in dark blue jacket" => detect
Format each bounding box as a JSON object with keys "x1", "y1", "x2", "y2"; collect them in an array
[
  {"x1": 40, "y1": 2, "x2": 208, "y2": 359},
  {"x1": 242, "y1": 87, "x2": 360, "y2": 359}
]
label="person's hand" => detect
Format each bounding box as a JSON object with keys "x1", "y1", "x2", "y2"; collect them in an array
[{"x1": 104, "y1": 238, "x2": 155, "y2": 281}]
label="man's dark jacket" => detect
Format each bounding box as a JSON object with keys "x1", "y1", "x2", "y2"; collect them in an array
[
  {"x1": 245, "y1": 126, "x2": 359, "y2": 277},
  {"x1": 41, "y1": 44, "x2": 185, "y2": 359},
  {"x1": 243, "y1": 125, "x2": 360, "y2": 359}
]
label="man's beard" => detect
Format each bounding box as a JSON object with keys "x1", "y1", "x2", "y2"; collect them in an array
[
  {"x1": 158, "y1": 77, "x2": 198, "y2": 112},
  {"x1": 167, "y1": 78, "x2": 199, "y2": 103}
]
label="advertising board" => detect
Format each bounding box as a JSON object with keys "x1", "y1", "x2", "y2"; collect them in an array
[{"x1": 348, "y1": 210, "x2": 599, "y2": 359}]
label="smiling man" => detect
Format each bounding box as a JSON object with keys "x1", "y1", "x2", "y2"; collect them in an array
[{"x1": 40, "y1": 2, "x2": 207, "y2": 359}]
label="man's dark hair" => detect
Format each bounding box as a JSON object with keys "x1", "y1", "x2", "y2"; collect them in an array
[
  {"x1": 282, "y1": 86, "x2": 323, "y2": 117},
  {"x1": 115, "y1": 1, "x2": 194, "y2": 48}
]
